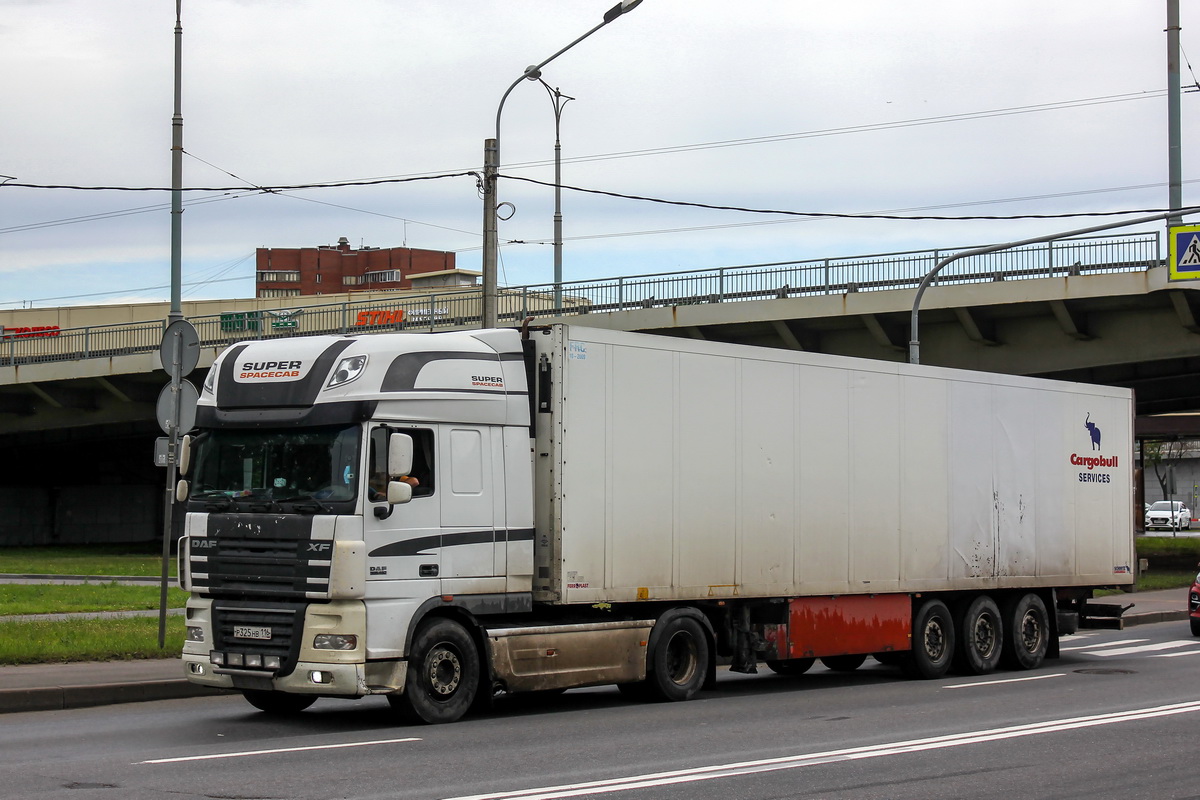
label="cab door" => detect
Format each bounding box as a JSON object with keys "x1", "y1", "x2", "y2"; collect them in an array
[{"x1": 363, "y1": 426, "x2": 440, "y2": 583}]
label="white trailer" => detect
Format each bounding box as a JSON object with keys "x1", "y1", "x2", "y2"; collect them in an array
[{"x1": 179, "y1": 323, "x2": 1134, "y2": 722}]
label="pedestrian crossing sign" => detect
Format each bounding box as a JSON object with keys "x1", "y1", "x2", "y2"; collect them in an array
[{"x1": 1170, "y1": 224, "x2": 1200, "y2": 281}]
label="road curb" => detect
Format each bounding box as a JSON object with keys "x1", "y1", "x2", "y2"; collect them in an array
[
  {"x1": 0, "y1": 680, "x2": 228, "y2": 715},
  {"x1": 1121, "y1": 609, "x2": 1190, "y2": 628}
]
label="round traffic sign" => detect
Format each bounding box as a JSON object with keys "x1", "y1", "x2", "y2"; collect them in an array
[
  {"x1": 159, "y1": 319, "x2": 200, "y2": 379},
  {"x1": 156, "y1": 378, "x2": 199, "y2": 435}
]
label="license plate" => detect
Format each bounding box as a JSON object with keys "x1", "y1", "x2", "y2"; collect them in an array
[{"x1": 233, "y1": 626, "x2": 272, "y2": 641}]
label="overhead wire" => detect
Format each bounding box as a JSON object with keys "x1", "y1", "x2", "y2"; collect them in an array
[{"x1": 499, "y1": 174, "x2": 1199, "y2": 222}]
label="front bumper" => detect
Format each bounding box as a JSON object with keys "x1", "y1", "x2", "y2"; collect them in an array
[
  {"x1": 182, "y1": 596, "x2": 408, "y2": 698},
  {"x1": 181, "y1": 656, "x2": 407, "y2": 697}
]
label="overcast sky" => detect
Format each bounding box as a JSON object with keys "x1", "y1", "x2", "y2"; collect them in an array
[{"x1": 1, "y1": 0, "x2": 1197, "y2": 311}]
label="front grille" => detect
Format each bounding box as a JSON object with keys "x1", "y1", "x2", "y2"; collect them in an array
[
  {"x1": 189, "y1": 514, "x2": 331, "y2": 600},
  {"x1": 212, "y1": 600, "x2": 306, "y2": 677}
]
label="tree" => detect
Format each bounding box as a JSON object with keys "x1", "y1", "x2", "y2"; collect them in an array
[{"x1": 1143, "y1": 439, "x2": 1185, "y2": 501}]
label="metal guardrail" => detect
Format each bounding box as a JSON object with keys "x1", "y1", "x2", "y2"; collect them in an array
[{"x1": 0, "y1": 231, "x2": 1163, "y2": 368}]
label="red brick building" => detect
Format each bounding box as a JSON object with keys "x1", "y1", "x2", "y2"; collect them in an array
[{"x1": 255, "y1": 238, "x2": 457, "y2": 298}]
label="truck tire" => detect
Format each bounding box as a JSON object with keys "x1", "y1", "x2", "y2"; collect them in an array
[
  {"x1": 905, "y1": 599, "x2": 955, "y2": 679},
  {"x1": 646, "y1": 615, "x2": 710, "y2": 702},
  {"x1": 1000, "y1": 593, "x2": 1049, "y2": 670},
  {"x1": 955, "y1": 595, "x2": 1004, "y2": 675},
  {"x1": 820, "y1": 654, "x2": 867, "y2": 672},
  {"x1": 765, "y1": 657, "x2": 816, "y2": 675},
  {"x1": 242, "y1": 690, "x2": 316, "y2": 715},
  {"x1": 1191, "y1": 618, "x2": 1200, "y2": 637},
  {"x1": 391, "y1": 618, "x2": 480, "y2": 724}
]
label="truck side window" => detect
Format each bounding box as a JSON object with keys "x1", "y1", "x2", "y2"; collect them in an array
[{"x1": 369, "y1": 427, "x2": 435, "y2": 500}]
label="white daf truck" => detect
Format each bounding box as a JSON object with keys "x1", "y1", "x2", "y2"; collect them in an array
[{"x1": 178, "y1": 323, "x2": 1135, "y2": 723}]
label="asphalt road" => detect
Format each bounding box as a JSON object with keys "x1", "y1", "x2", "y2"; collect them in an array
[{"x1": 5, "y1": 618, "x2": 1200, "y2": 800}]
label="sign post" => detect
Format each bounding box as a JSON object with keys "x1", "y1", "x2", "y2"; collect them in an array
[{"x1": 156, "y1": 319, "x2": 199, "y2": 647}]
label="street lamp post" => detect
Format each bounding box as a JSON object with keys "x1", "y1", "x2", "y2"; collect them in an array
[
  {"x1": 538, "y1": 80, "x2": 575, "y2": 313},
  {"x1": 481, "y1": 0, "x2": 643, "y2": 329}
]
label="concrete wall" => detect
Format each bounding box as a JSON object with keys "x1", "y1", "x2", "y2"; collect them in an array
[
  {"x1": 1141, "y1": 456, "x2": 1200, "y2": 512},
  {"x1": 0, "y1": 485, "x2": 158, "y2": 546}
]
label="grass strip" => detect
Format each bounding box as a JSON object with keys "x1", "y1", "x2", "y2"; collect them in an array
[
  {"x1": 0, "y1": 583, "x2": 188, "y2": 616},
  {"x1": 1132, "y1": 569, "x2": 1196, "y2": 591},
  {"x1": 0, "y1": 616, "x2": 184, "y2": 665},
  {"x1": 0, "y1": 547, "x2": 176, "y2": 578}
]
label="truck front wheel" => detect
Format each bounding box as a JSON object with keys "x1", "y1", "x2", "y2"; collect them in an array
[
  {"x1": 391, "y1": 618, "x2": 480, "y2": 724},
  {"x1": 242, "y1": 690, "x2": 316, "y2": 715},
  {"x1": 647, "y1": 616, "x2": 710, "y2": 702}
]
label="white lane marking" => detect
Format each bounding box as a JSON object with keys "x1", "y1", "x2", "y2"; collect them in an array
[
  {"x1": 138, "y1": 737, "x2": 421, "y2": 764},
  {"x1": 1152, "y1": 649, "x2": 1200, "y2": 658},
  {"x1": 1088, "y1": 640, "x2": 1197, "y2": 657},
  {"x1": 1060, "y1": 638, "x2": 1148, "y2": 652},
  {"x1": 442, "y1": 701, "x2": 1200, "y2": 800},
  {"x1": 944, "y1": 673, "x2": 1065, "y2": 689}
]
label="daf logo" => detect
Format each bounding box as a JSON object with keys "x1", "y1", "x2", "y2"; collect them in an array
[
  {"x1": 191, "y1": 539, "x2": 217, "y2": 550},
  {"x1": 307, "y1": 542, "x2": 333, "y2": 554}
]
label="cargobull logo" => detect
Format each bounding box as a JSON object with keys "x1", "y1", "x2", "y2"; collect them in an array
[{"x1": 1071, "y1": 412, "x2": 1117, "y2": 483}]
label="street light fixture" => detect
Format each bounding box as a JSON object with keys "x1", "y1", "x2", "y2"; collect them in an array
[{"x1": 481, "y1": 0, "x2": 643, "y2": 328}]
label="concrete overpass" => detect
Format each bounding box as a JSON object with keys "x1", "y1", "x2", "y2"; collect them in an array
[{"x1": 2, "y1": 230, "x2": 1197, "y2": 544}]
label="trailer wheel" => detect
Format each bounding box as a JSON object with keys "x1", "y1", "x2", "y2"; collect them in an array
[
  {"x1": 241, "y1": 690, "x2": 316, "y2": 715},
  {"x1": 646, "y1": 616, "x2": 710, "y2": 702},
  {"x1": 1000, "y1": 593, "x2": 1049, "y2": 670},
  {"x1": 391, "y1": 618, "x2": 480, "y2": 724},
  {"x1": 765, "y1": 657, "x2": 816, "y2": 675},
  {"x1": 820, "y1": 654, "x2": 868, "y2": 672},
  {"x1": 905, "y1": 599, "x2": 955, "y2": 679},
  {"x1": 955, "y1": 595, "x2": 1004, "y2": 675}
]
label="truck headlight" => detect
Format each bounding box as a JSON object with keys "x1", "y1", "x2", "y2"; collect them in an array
[
  {"x1": 186, "y1": 626, "x2": 205, "y2": 642},
  {"x1": 313, "y1": 633, "x2": 358, "y2": 651}
]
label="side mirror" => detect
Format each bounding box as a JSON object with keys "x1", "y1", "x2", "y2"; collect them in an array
[
  {"x1": 178, "y1": 434, "x2": 192, "y2": 476},
  {"x1": 388, "y1": 432, "x2": 414, "y2": 478},
  {"x1": 175, "y1": 479, "x2": 189, "y2": 503},
  {"x1": 387, "y1": 480, "x2": 413, "y2": 505}
]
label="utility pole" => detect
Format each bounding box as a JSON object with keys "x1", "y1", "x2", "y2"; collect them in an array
[
  {"x1": 169, "y1": 0, "x2": 184, "y2": 323},
  {"x1": 1168, "y1": 0, "x2": 1183, "y2": 227}
]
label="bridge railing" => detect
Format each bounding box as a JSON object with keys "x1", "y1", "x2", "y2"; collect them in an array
[
  {"x1": 503, "y1": 231, "x2": 1162, "y2": 321},
  {"x1": 0, "y1": 231, "x2": 1162, "y2": 368}
]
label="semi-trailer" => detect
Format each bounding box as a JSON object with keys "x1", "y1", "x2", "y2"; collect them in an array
[{"x1": 179, "y1": 323, "x2": 1134, "y2": 722}]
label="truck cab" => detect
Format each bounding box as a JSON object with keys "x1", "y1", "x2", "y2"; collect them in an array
[{"x1": 179, "y1": 328, "x2": 535, "y2": 716}]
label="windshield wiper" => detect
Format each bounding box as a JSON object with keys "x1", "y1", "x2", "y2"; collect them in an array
[
  {"x1": 276, "y1": 495, "x2": 333, "y2": 514},
  {"x1": 193, "y1": 491, "x2": 234, "y2": 512},
  {"x1": 245, "y1": 498, "x2": 282, "y2": 513}
]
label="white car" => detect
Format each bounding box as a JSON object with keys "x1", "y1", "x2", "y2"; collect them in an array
[{"x1": 1145, "y1": 500, "x2": 1192, "y2": 530}]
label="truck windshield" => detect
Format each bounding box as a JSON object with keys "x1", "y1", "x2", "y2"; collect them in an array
[{"x1": 189, "y1": 424, "x2": 361, "y2": 513}]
